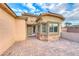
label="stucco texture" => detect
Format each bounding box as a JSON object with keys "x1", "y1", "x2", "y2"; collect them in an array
[{"x1": 0, "y1": 8, "x2": 26, "y2": 55}]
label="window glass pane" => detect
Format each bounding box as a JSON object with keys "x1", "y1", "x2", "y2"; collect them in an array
[
  {"x1": 53, "y1": 24, "x2": 58, "y2": 32},
  {"x1": 49, "y1": 23, "x2": 53, "y2": 32},
  {"x1": 49, "y1": 23, "x2": 58, "y2": 32},
  {"x1": 42, "y1": 23, "x2": 47, "y2": 33}
]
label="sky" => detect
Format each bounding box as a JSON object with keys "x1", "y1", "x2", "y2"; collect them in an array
[{"x1": 7, "y1": 3, "x2": 79, "y2": 26}]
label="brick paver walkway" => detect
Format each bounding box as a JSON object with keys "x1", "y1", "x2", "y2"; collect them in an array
[{"x1": 2, "y1": 38, "x2": 79, "y2": 56}]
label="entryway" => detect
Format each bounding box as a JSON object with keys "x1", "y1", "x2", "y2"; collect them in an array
[{"x1": 27, "y1": 25, "x2": 36, "y2": 37}]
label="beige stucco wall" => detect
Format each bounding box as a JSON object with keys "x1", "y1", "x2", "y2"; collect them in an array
[
  {"x1": 41, "y1": 16, "x2": 62, "y2": 23},
  {"x1": 15, "y1": 19, "x2": 26, "y2": 41},
  {"x1": 0, "y1": 8, "x2": 26, "y2": 55},
  {"x1": 26, "y1": 16, "x2": 37, "y2": 24}
]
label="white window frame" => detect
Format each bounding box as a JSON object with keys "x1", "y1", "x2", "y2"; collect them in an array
[{"x1": 49, "y1": 22, "x2": 59, "y2": 33}]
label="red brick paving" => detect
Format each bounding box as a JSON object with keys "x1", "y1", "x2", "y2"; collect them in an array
[{"x1": 2, "y1": 38, "x2": 79, "y2": 56}]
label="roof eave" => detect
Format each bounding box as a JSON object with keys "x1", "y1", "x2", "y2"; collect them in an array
[{"x1": 0, "y1": 3, "x2": 17, "y2": 18}]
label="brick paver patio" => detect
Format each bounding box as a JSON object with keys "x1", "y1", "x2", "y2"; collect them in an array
[{"x1": 2, "y1": 37, "x2": 79, "y2": 56}]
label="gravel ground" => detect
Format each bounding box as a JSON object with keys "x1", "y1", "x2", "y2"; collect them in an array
[{"x1": 2, "y1": 37, "x2": 79, "y2": 56}]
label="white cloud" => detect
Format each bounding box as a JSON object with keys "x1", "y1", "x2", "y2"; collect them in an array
[
  {"x1": 56, "y1": 3, "x2": 67, "y2": 10},
  {"x1": 17, "y1": 8, "x2": 23, "y2": 12},
  {"x1": 26, "y1": 3, "x2": 36, "y2": 10},
  {"x1": 59, "y1": 9, "x2": 66, "y2": 14},
  {"x1": 22, "y1": 3, "x2": 36, "y2": 10},
  {"x1": 43, "y1": 3, "x2": 67, "y2": 15},
  {"x1": 54, "y1": 3, "x2": 79, "y2": 21},
  {"x1": 12, "y1": 8, "x2": 18, "y2": 12},
  {"x1": 74, "y1": 3, "x2": 79, "y2": 8},
  {"x1": 22, "y1": 3, "x2": 68, "y2": 17},
  {"x1": 48, "y1": 4, "x2": 55, "y2": 10},
  {"x1": 65, "y1": 4, "x2": 79, "y2": 20},
  {"x1": 38, "y1": 3, "x2": 43, "y2": 6},
  {"x1": 23, "y1": 9, "x2": 28, "y2": 13},
  {"x1": 68, "y1": 8, "x2": 79, "y2": 17},
  {"x1": 56, "y1": 3, "x2": 63, "y2": 6},
  {"x1": 12, "y1": 8, "x2": 23, "y2": 12},
  {"x1": 16, "y1": 13, "x2": 21, "y2": 16},
  {"x1": 22, "y1": 3, "x2": 37, "y2": 13},
  {"x1": 11, "y1": 3, "x2": 79, "y2": 22}
]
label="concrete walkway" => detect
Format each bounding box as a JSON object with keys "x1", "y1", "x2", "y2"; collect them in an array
[{"x1": 2, "y1": 38, "x2": 79, "y2": 56}]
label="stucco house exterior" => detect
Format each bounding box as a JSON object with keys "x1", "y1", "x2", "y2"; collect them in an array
[
  {"x1": 0, "y1": 3, "x2": 64, "y2": 55},
  {"x1": 22, "y1": 12, "x2": 64, "y2": 41},
  {"x1": 36, "y1": 13, "x2": 64, "y2": 41}
]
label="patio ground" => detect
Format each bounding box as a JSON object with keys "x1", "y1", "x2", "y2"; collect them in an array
[{"x1": 2, "y1": 37, "x2": 79, "y2": 56}]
